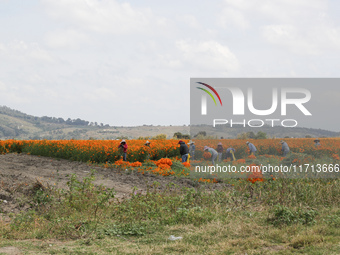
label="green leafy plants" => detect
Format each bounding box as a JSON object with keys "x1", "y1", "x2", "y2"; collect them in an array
[{"x1": 268, "y1": 205, "x2": 318, "y2": 227}]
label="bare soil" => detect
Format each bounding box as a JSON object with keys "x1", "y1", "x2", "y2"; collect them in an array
[
  {"x1": 0, "y1": 153, "x2": 223, "y2": 223},
  {"x1": 0, "y1": 246, "x2": 22, "y2": 255}
]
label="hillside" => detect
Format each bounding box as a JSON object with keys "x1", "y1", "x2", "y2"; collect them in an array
[
  {"x1": 0, "y1": 106, "x2": 190, "y2": 140},
  {"x1": 190, "y1": 125, "x2": 339, "y2": 139},
  {"x1": 0, "y1": 106, "x2": 338, "y2": 139}
]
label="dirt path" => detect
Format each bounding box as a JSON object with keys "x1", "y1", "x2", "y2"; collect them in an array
[{"x1": 0, "y1": 153, "x2": 212, "y2": 221}]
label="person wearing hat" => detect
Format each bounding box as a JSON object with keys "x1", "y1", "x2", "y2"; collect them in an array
[
  {"x1": 178, "y1": 140, "x2": 189, "y2": 163},
  {"x1": 225, "y1": 147, "x2": 236, "y2": 161},
  {"x1": 144, "y1": 140, "x2": 151, "y2": 159},
  {"x1": 280, "y1": 140, "x2": 290, "y2": 157},
  {"x1": 314, "y1": 139, "x2": 321, "y2": 147},
  {"x1": 216, "y1": 142, "x2": 224, "y2": 162},
  {"x1": 204, "y1": 146, "x2": 218, "y2": 165},
  {"x1": 246, "y1": 141, "x2": 257, "y2": 156},
  {"x1": 118, "y1": 139, "x2": 128, "y2": 161},
  {"x1": 188, "y1": 140, "x2": 195, "y2": 160}
]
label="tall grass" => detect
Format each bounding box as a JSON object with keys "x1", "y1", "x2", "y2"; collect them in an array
[{"x1": 1, "y1": 172, "x2": 338, "y2": 240}]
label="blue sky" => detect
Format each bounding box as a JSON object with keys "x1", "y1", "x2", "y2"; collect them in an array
[{"x1": 0, "y1": 0, "x2": 340, "y2": 127}]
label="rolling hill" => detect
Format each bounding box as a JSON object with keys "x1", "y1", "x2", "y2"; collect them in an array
[
  {"x1": 0, "y1": 106, "x2": 338, "y2": 140},
  {"x1": 0, "y1": 106, "x2": 190, "y2": 140}
]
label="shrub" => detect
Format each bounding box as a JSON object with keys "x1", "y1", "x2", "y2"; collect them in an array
[{"x1": 268, "y1": 205, "x2": 318, "y2": 227}]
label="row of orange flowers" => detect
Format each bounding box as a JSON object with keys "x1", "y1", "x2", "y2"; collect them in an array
[
  {"x1": 0, "y1": 139, "x2": 181, "y2": 163},
  {"x1": 2, "y1": 138, "x2": 340, "y2": 162},
  {"x1": 1, "y1": 138, "x2": 339, "y2": 183}
]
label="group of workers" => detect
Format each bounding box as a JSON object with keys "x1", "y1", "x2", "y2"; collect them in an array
[
  {"x1": 179, "y1": 139, "x2": 321, "y2": 164},
  {"x1": 118, "y1": 139, "x2": 322, "y2": 163},
  {"x1": 179, "y1": 140, "x2": 256, "y2": 164}
]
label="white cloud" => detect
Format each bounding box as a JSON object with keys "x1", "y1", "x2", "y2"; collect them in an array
[
  {"x1": 218, "y1": 8, "x2": 249, "y2": 29},
  {"x1": 219, "y1": 0, "x2": 340, "y2": 55},
  {"x1": 222, "y1": 0, "x2": 326, "y2": 23},
  {"x1": 157, "y1": 39, "x2": 240, "y2": 75},
  {"x1": 83, "y1": 87, "x2": 117, "y2": 102},
  {"x1": 261, "y1": 25, "x2": 319, "y2": 55},
  {"x1": 42, "y1": 0, "x2": 167, "y2": 35},
  {"x1": 262, "y1": 24, "x2": 340, "y2": 55},
  {"x1": 0, "y1": 81, "x2": 7, "y2": 92},
  {"x1": 45, "y1": 29, "x2": 89, "y2": 48},
  {"x1": 0, "y1": 40, "x2": 54, "y2": 64},
  {"x1": 174, "y1": 40, "x2": 239, "y2": 73},
  {"x1": 1, "y1": 0, "x2": 340, "y2": 127},
  {"x1": 0, "y1": 81, "x2": 32, "y2": 104},
  {"x1": 176, "y1": 15, "x2": 200, "y2": 29}
]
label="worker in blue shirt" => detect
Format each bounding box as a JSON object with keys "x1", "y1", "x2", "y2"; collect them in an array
[
  {"x1": 246, "y1": 141, "x2": 257, "y2": 156},
  {"x1": 225, "y1": 147, "x2": 236, "y2": 161},
  {"x1": 280, "y1": 140, "x2": 290, "y2": 157}
]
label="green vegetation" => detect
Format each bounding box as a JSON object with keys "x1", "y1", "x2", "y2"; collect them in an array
[
  {"x1": 173, "y1": 132, "x2": 190, "y2": 139},
  {"x1": 1, "y1": 172, "x2": 339, "y2": 254},
  {"x1": 237, "y1": 131, "x2": 268, "y2": 139}
]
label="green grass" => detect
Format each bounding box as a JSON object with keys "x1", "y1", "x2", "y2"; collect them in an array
[{"x1": 1, "y1": 171, "x2": 339, "y2": 254}]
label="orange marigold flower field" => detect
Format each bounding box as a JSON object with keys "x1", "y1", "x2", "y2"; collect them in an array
[{"x1": 0, "y1": 138, "x2": 339, "y2": 183}]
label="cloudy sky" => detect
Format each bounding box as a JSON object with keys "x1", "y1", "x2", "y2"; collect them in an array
[{"x1": 1, "y1": 0, "x2": 340, "y2": 127}]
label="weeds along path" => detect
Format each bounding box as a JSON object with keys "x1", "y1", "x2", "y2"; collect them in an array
[
  {"x1": 0, "y1": 153, "x2": 224, "y2": 220},
  {"x1": 0, "y1": 153, "x2": 199, "y2": 198}
]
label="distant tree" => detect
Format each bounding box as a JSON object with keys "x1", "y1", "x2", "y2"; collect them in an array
[
  {"x1": 116, "y1": 135, "x2": 128, "y2": 140},
  {"x1": 305, "y1": 135, "x2": 312, "y2": 138},
  {"x1": 173, "y1": 132, "x2": 183, "y2": 139},
  {"x1": 57, "y1": 117, "x2": 65, "y2": 123},
  {"x1": 41, "y1": 116, "x2": 53, "y2": 122},
  {"x1": 247, "y1": 131, "x2": 256, "y2": 139},
  {"x1": 152, "y1": 134, "x2": 167, "y2": 140},
  {"x1": 237, "y1": 133, "x2": 249, "y2": 139},
  {"x1": 73, "y1": 118, "x2": 83, "y2": 125},
  {"x1": 255, "y1": 131, "x2": 267, "y2": 139},
  {"x1": 194, "y1": 131, "x2": 206, "y2": 137},
  {"x1": 137, "y1": 136, "x2": 150, "y2": 140}
]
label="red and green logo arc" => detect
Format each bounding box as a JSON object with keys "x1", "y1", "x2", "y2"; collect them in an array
[{"x1": 196, "y1": 82, "x2": 223, "y2": 106}]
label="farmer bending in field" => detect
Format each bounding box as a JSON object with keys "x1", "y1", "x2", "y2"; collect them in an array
[
  {"x1": 314, "y1": 139, "x2": 321, "y2": 147},
  {"x1": 280, "y1": 140, "x2": 290, "y2": 157},
  {"x1": 225, "y1": 147, "x2": 236, "y2": 161},
  {"x1": 178, "y1": 140, "x2": 189, "y2": 163},
  {"x1": 188, "y1": 140, "x2": 195, "y2": 160},
  {"x1": 246, "y1": 141, "x2": 257, "y2": 156},
  {"x1": 144, "y1": 140, "x2": 151, "y2": 159},
  {"x1": 204, "y1": 146, "x2": 218, "y2": 165},
  {"x1": 216, "y1": 142, "x2": 224, "y2": 162},
  {"x1": 118, "y1": 139, "x2": 128, "y2": 161}
]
